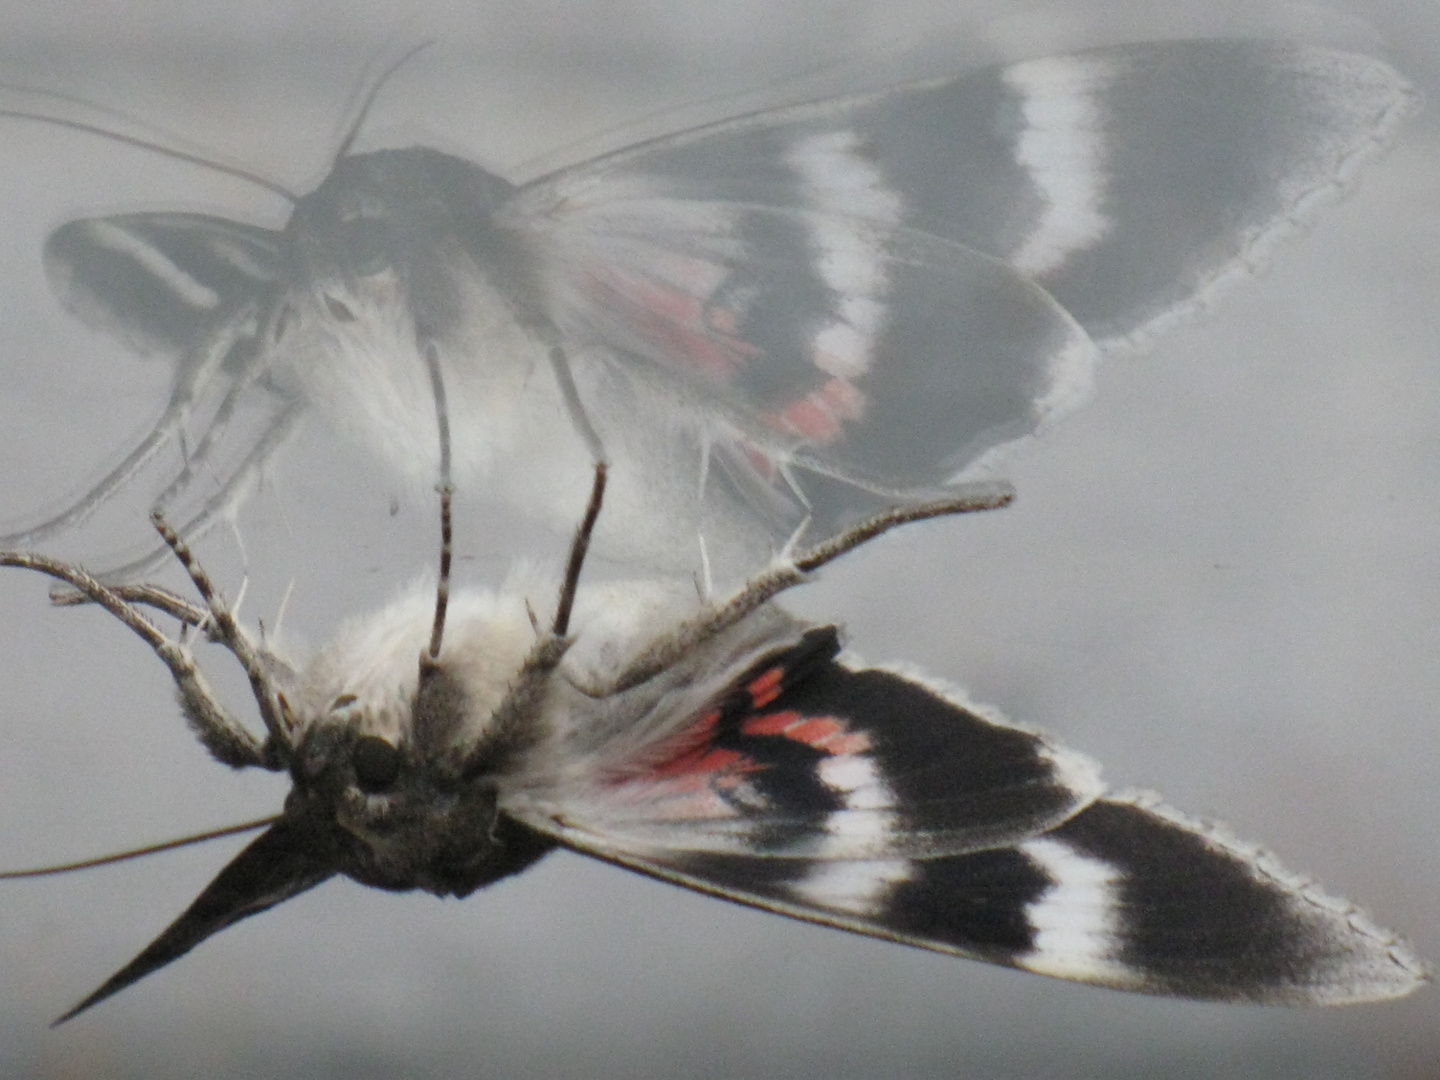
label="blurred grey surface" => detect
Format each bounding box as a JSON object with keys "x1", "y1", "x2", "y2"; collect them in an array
[{"x1": 1, "y1": 2, "x2": 1438, "y2": 1077}]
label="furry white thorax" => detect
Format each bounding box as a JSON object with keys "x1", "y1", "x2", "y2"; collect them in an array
[
  {"x1": 265, "y1": 260, "x2": 777, "y2": 582},
  {"x1": 268, "y1": 258, "x2": 552, "y2": 484},
  {"x1": 284, "y1": 571, "x2": 707, "y2": 751}
]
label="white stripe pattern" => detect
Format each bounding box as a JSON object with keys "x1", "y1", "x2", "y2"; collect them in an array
[
  {"x1": 1004, "y1": 55, "x2": 1114, "y2": 278},
  {"x1": 86, "y1": 221, "x2": 221, "y2": 309}
]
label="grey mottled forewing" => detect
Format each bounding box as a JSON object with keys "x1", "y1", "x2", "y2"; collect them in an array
[
  {"x1": 517, "y1": 40, "x2": 1413, "y2": 355},
  {"x1": 518, "y1": 200, "x2": 1097, "y2": 528}
]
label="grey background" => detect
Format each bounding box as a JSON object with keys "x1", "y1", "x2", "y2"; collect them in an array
[{"x1": 1, "y1": 1, "x2": 1438, "y2": 1077}]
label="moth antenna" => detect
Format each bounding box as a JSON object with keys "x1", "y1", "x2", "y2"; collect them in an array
[
  {"x1": 553, "y1": 461, "x2": 608, "y2": 638},
  {"x1": 331, "y1": 40, "x2": 434, "y2": 165},
  {"x1": 421, "y1": 340, "x2": 453, "y2": 664},
  {"x1": 787, "y1": 481, "x2": 1015, "y2": 573},
  {"x1": 150, "y1": 511, "x2": 292, "y2": 756},
  {"x1": 79, "y1": 401, "x2": 304, "y2": 584},
  {"x1": 0, "y1": 98, "x2": 296, "y2": 202},
  {"x1": 0, "y1": 816, "x2": 279, "y2": 880},
  {"x1": 516, "y1": 47, "x2": 859, "y2": 183}
]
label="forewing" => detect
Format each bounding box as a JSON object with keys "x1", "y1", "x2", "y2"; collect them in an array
[
  {"x1": 44, "y1": 212, "x2": 281, "y2": 359},
  {"x1": 515, "y1": 39, "x2": 1412, "y2": 355},
  {"x1": 564, "y1": 792, "x2": 1426, "y2": 1005},
  {"x1": 516, "y1": 197, "x2": 1096, "y2": 526},
  {"x1": 507, "y1": 626, "x2": 1105, "y2": 862}
]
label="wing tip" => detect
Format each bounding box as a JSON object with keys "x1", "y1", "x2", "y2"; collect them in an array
[{"x1": 1098, "y1": 790, "x2": 1431, "y2": 1004}]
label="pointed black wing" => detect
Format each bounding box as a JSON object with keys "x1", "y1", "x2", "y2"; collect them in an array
[
  {"x1": 509, "y1": 631, "x2": 1425, "y2": 1003},
  {"x1": 600, "y1": 792, "x2": 1425, "y2": 1004}
]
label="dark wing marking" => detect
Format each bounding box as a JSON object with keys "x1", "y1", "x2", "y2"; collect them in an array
[
  {"x1": 516, "y1": 40, "x2": 1412, "y2": 354},
  {"x1": 507, "y1": 626, "x2": 1104, "y2": 861}
]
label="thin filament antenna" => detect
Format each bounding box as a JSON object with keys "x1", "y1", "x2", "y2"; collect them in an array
[
  {"x1": 0, "y1": 107, "x2": 297, "y2": 202},
  {"x1": 0, "y1": 816, "x2": 279, "y2": 880},
  {"x1": 332, "y1": 40, "x2": 434, "y2": 164}
]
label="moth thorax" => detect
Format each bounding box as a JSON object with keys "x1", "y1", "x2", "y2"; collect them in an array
[{"x1": 294, "y1": 584, "x2": 542, "y2": 746}]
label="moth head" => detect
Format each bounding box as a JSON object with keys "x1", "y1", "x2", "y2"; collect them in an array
[
  {"x1": 287, "y1": 148, "x2": 516, "y2": 283},
  {"x1": 59, "y1": 587, "x2": 548, "y2": 1023}
]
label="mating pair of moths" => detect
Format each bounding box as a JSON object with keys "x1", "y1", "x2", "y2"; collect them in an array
[{"x1": 0, "y1": 39, "x2": 1428, "y2": 1020}]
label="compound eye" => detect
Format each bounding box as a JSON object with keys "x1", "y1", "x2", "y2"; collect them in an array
[{"x1": 352, "y1": 736, "x2": 401, "y2": 793}]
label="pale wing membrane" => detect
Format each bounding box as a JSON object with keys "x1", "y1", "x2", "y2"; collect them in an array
[
  {"x1": 551, "y1": 794, "x2": 1425, "y2": 1005},
  {"x1": 523, "y1": 199, "x2": 1096, "y2": 533},
  {"x1": 518, "y1": 40, "x2": 1412, "y2": 354},
  {"x1": 507, "y1": 627, "x2": 1104, "y2": 860}
]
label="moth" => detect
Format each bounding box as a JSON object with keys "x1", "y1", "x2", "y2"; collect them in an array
[
  {"x1": 0, "y1": 464, "x2": 1426, "y2": 1022},
  {"x1": 0, "y1": 39, "x2": 1415, "y2": 580}
]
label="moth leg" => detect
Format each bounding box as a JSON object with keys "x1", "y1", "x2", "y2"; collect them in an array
[
  {"x1": 88, "y1": 401, "x2": 303, "y2": 582},
  {"x1": 53, "y1": 581, "x2": 212, "y2": 630},
  {"x1": 0, "y1": 550, "x2": 267, "y2": 768},
  {"x1": 548, "y1": 345, "x2": 608, "y2": 467},
  {"x1": 593, "y1": 480, "x2": 1017, "y2": 696},
  {"x1": 149, "y1": 510, "x2": 292, "y2": 758},
  {"x1": 151, "y1": 335, "x2": 275, "y2": 516},
  {"x1": 0, "y1": 304, "x2": 258, "y2": 547}
]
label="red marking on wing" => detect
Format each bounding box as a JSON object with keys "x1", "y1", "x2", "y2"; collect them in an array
[
  {"x1": 739, "y1": 710, "x2": 800, "y2": 737},
  {"x1": 706, "y1": 302, "x2": 743, "y2": 337},
  {"x1": 610, "y1": 709, "x2": 761, "y2": 806},
  {"x1": 746, "y1": 666, "x2": 785, "y2": 709},
  {"x1": 740, "y1": 439, "x2": 780, "y2": 481},
  {"x1": 579, "y1": 257, "x2": 761, "y2": 383},
  {"x1": 762, "y1": 377, "x2": 867, "y2": 444},
  {"x1": 740, "y1": 710, "x2": 873, "y2": 755}
]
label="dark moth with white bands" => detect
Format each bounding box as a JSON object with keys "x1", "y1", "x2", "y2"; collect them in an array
[
  {"x1": 0, "y1": 39, "x2": 1415, "y2": 579},
  {"x1": 0, "y1": 472, "x2": 1425, "y2": 1022}
]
